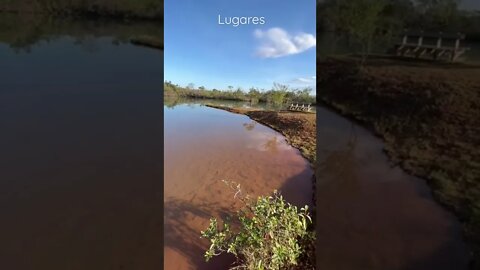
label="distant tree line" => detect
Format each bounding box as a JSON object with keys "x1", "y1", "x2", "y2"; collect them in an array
[
  {"x1": 319, "y1": 0, "x2": 480, "y2": 33},
  {"x1": 164, "y1": 81, "x2": 316, "y2": 105},
  {"x1": 0, "y1": 0, "x2": 163, "y2": 19},
  {"x1": 0, "y1": 14, "x2": 162, "y2": 52},
  {"x1": 318, "y1": 0, "x2": 480, "y2": 57}
]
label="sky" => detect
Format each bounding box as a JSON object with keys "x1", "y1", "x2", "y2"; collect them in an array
[
  {"x1": 164, "y1": 0, "x2": 316, "y2": 91},
  {"x1": 460, "y1": 0, "x2": 480, "y2": 10}
]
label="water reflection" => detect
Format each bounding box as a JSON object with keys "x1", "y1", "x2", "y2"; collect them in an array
[
  {"x1": 263, "y1": 136, "x2": 279, "y2": 154},
  {"x1": 242, "y1": 127, "x2": 290, "y2": 153},
  {"x1": 0, "y1": 13, "x2": 163, "y2": 53},
  {"x1": 318, "y1": 123, "x2": 358, "y2": 186},
  {"x1": 243, "y1": 121, "x2": 256, "y2": 131}
]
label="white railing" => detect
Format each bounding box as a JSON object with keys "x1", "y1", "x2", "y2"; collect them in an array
[{"x1": 288, "y1": 103, "x2": 311, "y2": 112}]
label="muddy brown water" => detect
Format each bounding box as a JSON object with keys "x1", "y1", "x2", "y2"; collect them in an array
[
  {"x1": 315, "y1": 105, "x2": 471, "y2": 270},
  {"x1": 0, "y1": 37, "x2": 163, "y2": 269},
  {"x1": 164, "y1": 103, "x2": 314, "y2": 269}
]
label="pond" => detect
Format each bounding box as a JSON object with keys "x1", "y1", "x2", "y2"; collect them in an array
[
  {"x1": 164, "y1": 101, "x2": 314, "y2": 269},
  {"x1": 0, "y1": 16, "x2": 164, "y2": 269},
  {"x1": 315, "y1": 106, "x2": 470, "y2": 269}
]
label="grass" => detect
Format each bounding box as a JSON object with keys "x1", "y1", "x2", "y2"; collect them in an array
[{"x1": 318, "y1": 55, "x2": 480, "y2": 268}]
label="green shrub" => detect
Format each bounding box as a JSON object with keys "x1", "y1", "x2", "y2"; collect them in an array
[{"x1": 200, "y1": 181, "x2": 313, "y2": 270}]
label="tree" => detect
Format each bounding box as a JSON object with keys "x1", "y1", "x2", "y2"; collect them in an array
[
  {"x1": 268, "y1": 83, "x2": 288, "y2": 105},
  {"x1": 248, "y1": 87, "x2": 262, "y2": 103},
  {"x1": 233, "y1": 87, "x2": 244, "y2": 99},
  {"x1": 273, "y1": 82, "x2": 289, "y2": 92},
  {"x1": 297, "y1": 88, "x2": 314, "y2": 103},
  {"x1": 323, "y1": 0, "x2": 387, "y2": 62},
  {"x1": 417, "y1": 0, "x2": 461, "y2": 30},
  {"x1": 379, "y1": 0, "x2": 416, "y2": 41}
]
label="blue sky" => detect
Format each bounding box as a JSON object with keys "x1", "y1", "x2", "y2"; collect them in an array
[{"x1": 164, "y1": 0, "x2": 316, "y2": 91}]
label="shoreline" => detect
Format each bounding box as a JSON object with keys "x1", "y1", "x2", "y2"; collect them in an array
[{"x1": 318, "y1": 55, "x2": 480, "y2": 268}]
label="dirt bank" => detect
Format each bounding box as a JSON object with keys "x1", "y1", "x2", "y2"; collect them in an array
[{"x1": 318, "y1": 55, "x2": 480, "y2": 268}]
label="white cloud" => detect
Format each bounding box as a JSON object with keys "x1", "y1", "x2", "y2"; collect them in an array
[
  {"x1": 254, "y1": 28, "x2": 316, "y2": 58},
  {"x1": 291, "y1": 76, "x2": 316, "y2": 85}
]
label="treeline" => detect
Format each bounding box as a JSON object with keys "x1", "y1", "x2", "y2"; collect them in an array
[
  {"x1": 164, "y1": 81, "x2": 316, "y2": 105},
  {"x1": 0, "y1": 14, "x2": 162, "y2": 51},
  {"x1": 0, "y1": 0, "x2": 163, "y2": 19},
  {"x1": 318, "y1": 0, "x2": 480, "y2": 33},
  {"x1": 318, "y1": 0, "x2": 480, "y2": 55}
]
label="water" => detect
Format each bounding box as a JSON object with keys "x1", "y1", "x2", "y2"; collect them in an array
[
  {"x1": 0, "y1": 18, "x2": 164, "y2": 269},
  {"x1": 315, "y1": 106, "x2": 470, "y2": 269},
  {"x1": 164, "y1": 102, "x2": 314, "y2": 269}
]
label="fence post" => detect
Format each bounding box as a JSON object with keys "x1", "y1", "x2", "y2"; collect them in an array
[
  {"x1": 418, "y1": 31, "x2": 424, "y2": 46},
  {"x1": 437, "y1": 32, "x2": 443, "y2": 48}
]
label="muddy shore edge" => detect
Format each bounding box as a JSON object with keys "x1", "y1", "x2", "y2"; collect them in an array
[{"x1": 318, "y1": 56, "x2": 480, "y2": 268}]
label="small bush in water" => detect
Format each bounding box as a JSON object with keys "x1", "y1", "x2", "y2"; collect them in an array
[{"x1": 200, "y1": 181, "x2": 312, "y2": 270}]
